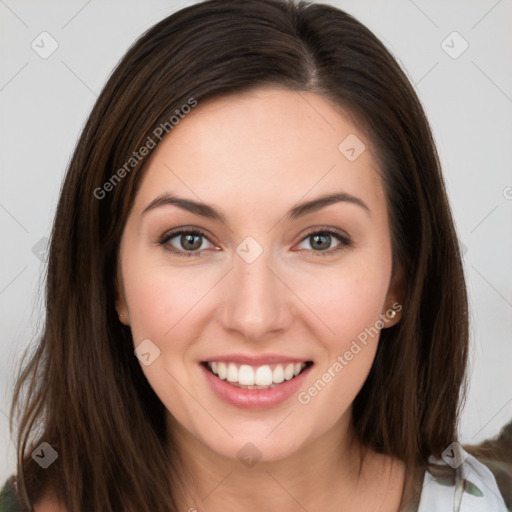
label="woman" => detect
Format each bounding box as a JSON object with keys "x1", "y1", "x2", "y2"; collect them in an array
[{"x1": 1, "y1": 0, "x2": 510, "y2": 510}]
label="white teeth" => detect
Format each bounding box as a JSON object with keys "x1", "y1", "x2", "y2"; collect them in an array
[
  {"x1": 217, "y1": 362, "x2": 227, "y2": 380},
  {"x1": 226, "y1": 363, "x2": 238, "y2": 382},
  {"x1": 272, "y1": 365, "x2": 285, "y2": 383},
  {"x1": 284, "y1": 363, "x2": 294, "y2": 380},
  {"x1": 238, "y1": 364, "x2": 254, "y2": 385},
  {"x1": 255, "y1": 365, "x2": 273, "y2": 386},
  {"x1": 206, "y1": 360, "x2": 308, "y2": 386}
]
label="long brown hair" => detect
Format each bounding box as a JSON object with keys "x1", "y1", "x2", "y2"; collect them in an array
[{"x1": 9, "y1": 0, "x2": 469, "y2": 509}]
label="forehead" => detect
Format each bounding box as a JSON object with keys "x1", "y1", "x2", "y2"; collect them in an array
[{"x1": 133, "y1": 87, "x2": 386, "y2": 221}]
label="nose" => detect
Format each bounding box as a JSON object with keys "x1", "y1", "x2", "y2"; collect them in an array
[{"x1": 218, "y1": 244, "x2": 293, "y2": 341}]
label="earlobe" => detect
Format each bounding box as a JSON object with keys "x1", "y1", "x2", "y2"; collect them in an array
[
  {"x1": 382, "y1": 265, "x2": 405, "y2": 327},
  {"x1": 115, "y1": 300, "x2": 130, "y2": 325},
  {"x1": 382, "y1": 299, "x2": 402, "y2": 327},
  {"x1": 117, "y1": 311, "x2": 130, "y2": 325},
  {"x1": 115, "y1": 272, "x2": 130, "y2": 325}
]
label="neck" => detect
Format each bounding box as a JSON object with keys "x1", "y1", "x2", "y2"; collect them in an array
[{"x1": 165, "y1": 412, "x2": 405, "y2": 512}]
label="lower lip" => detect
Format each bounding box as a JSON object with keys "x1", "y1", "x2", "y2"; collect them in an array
[{"x1": 200, "y1": 363, "x2": 313, "y2": 410}]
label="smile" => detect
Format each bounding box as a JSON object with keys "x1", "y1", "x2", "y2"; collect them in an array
[{"x1": 201, "y1": 360, "x2": 314, "y2": 389}]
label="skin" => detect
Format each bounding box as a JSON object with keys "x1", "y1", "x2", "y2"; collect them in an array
[{"x1": 106, "y1": 86, "x2": 407, "y2": 512}]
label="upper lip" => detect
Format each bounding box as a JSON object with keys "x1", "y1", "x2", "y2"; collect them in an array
[{"x1": 201, "y1": 354, "x2": 313, "y2": 366}]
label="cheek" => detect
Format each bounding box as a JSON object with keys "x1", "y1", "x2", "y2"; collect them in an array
[
  {"x1": 120, "y1": 258, "x2": 203, "y2": 425},
  {"x1": 121, "y1": 252, "x2": 216, "y2": 363},
  {"x1": 294, "y1": 265, "x2": 390, "y2": 420},
  {"x1": 293, "y1": 253, "x2": 392, "y2": 347},
  {"x1": 125, "y1": 274, "x2": 172, "y2": 338},
  {"x1": 124, "y1": 268, "x2": 195, "y2": 353}
]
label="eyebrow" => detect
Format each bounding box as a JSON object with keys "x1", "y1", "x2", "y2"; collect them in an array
[{"x1": 142, "y1": 191, "x2": 370, "y2": 222}]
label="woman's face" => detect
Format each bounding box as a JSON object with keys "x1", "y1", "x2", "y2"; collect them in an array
[{"x1": 116, "y1": 87, "x2": 402, "y2": 462}]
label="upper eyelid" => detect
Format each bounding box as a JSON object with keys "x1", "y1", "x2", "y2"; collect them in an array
[{"x1": 159, "y1": 227, "x2": 213, "y2": 243}]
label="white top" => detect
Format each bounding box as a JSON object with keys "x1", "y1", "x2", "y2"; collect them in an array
[{"x1": 418, "y1": 452, "x2": 507, "y2": 511}]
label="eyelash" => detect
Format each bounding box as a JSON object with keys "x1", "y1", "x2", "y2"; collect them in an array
[{"x1": 158, "y1": 227, "x2": 353, "y2": 258}]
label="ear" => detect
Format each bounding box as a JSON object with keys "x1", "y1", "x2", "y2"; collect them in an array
[
  {"x1": 115, "y1": 268, "x2": 130, "y2": 325},
  {"x1": 381, "y1": 264, "x2": 405, "y2": 328}
]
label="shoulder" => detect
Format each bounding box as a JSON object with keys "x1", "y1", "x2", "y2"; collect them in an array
[
  {"x1": 0, "y1": 475, "x2": 67, "y2": 512},
  {"x1": 0, "y1": 475, "x2": 30, "y2": 512},
  {"x1": 417, "y1": 450, "x2": 511, "y2": 511},
  {"x1": 464, "y1": 421, "x2": 512, "y2": 510}
]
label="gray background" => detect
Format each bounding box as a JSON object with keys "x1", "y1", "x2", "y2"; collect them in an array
[{"x1": 1, "y1": 0, "x2": 511, "y2": 485}]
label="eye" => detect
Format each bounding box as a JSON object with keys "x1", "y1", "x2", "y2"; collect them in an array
[
  {"x1": 158, "y1": 227, "x2": 353, "y2": 258},
  {"x1": 295, "y1": 228, "x2": 353, "y2": 256},
  {"x1": 158, "y1": 228, "x2": 215, "y2": 258}
]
